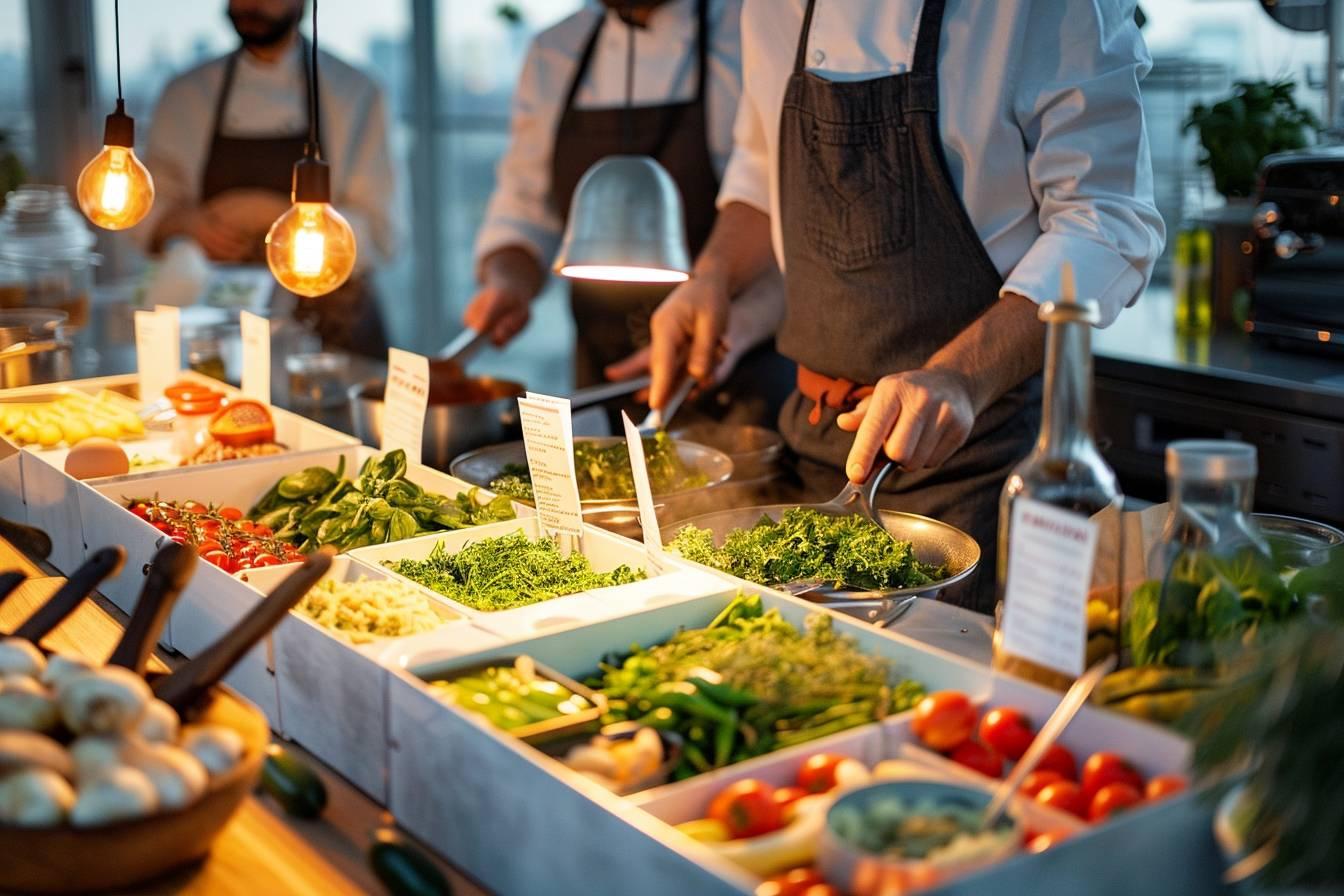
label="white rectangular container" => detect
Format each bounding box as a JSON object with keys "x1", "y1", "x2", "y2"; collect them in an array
[{"x1": 349, "y1": 517, "x2": 729, "y2": 640}]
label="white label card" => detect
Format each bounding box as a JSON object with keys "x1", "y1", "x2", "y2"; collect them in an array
[
  {"x1": 239, "y1": 311, "x2": 271, "y2": 404},
  {"x1": 134, "y1": 306, "x2": 181, "y2": 402},
  {"x1": 517, "y1": 392, "x2": 583, "y2": 537},
  {"x1": 1000, "y1": 497, "x2": 1099, "y2": 678},
  {"x1": 381, "y1": 348, "x2": 429, "y2": 465},
  {"x1": 621, "y1": 412, "x2": 663, "y2": 554}
]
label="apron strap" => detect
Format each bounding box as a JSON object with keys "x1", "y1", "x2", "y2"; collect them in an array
[
  {"x1": 694, "y1": 0, "x2": 710, "y2": 104},
  {"x1": 561, "y1": 12, "x2": 606, "y2": 115},
  {"x1": 793, "y1": 0, "x2": 819, "y2": 74},
  {"x1": 911, "y1": 0, "x2": 949, "y2": 77},
  {"x1": 211, "y1": 38, "x2": 319, "y2": 149}
]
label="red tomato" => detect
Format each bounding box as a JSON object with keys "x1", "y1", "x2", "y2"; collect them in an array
[
  {"x1": 182, "y1": 500, "x2": 208, "y2": 515},
  {"x1": 756, "y1": 868, "x2": 825, "y2": 896},
  {"x1": 800, "y1": 886, "x2": 840, "y2": 896},
  {"x1": 152, "y1": 520, "x2": 174, "y2": 534},
  {"x1": 708, "y1": 780, "x2": 784, "y2": 839},
  {"x1": 195, "y1": 539, "x2": 223, "y2": 555},
  {"x1": 235, "y1": 519, "x2": 256, "y2": 533},
  {"x1": 797, "y1": 754, "x2": 847, "y2": 793},
  {"x1": 1035, "y1": 781, "x2": 1087, "y2": 819},
  {"x1": 198, "y1": 518, "x2": 222, "y2": 534},
  {"x1": 1034, "y1": 743, "x2": 1078, "y2": 781},
  {"x1": 1081, "y1": 752, "x2": 1144, "y2": 801},
  {"x1": 949, "y1": 740, "x2": 1003, "y2": 778},
  {"x1": 253, "y1": 524, "x2": 274, "y2": 537},
  {"x1": 1089, "y1": 782, "x2": 1143, "y2": 821},
  {"x1": 773, "y1": 786, "x2": 808, "y2": 813},
  {"x1": 1027, "y1": 829, "x2": 1073, "y2": 853},
  {"x1": 202, "y1": 550, "x2": 236, "y2": 573},
  {"x1": 251, "y1": 553, "x2": 282, "y2": 567},
  {"x1": 911, "y1": 691, "x2": 978, "y2": 752},
  {"x1": 979, "y1": 707, "x2": 1034, "y2": 761},
  {"x1": 1145, "y1": 774, "x2": 1187, "y2": 801},
  {"x1": 129, "y1": 502, "x2": 151, "y2": 520},
  {"x1": 284, "y1": 549, "x2": 306, "y2": 562},
  {"x1": 219, "y1": 506, "x2": 244, "y2": 522},
  {"x1": 1020, "y1": 770, "x2": 1065, "y2": 798}
]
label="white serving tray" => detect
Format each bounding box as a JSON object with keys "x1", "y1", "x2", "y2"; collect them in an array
[
  {"x1": 2, "y1": 371, "x2": 357, "y2": 573},
  {"x1": 383, "y1": 588, "x2": 989, "y2": 896},
  {"x1": 349, "y1": 516, "x2": 729, "y2": 640},
  {"x1": 241, "y1": 555, "x2": 501, "y2": 801}
]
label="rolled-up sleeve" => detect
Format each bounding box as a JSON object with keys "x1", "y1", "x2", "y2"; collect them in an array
[
  {"x1": 715, "y1": 29, "x2": 770, "y2": 215},
  {"x1": 473, "y1": 40, "x2": 563, "y2": 274},
  {"x1": 1001, "y1": 0, "x2": 1165, "y2": 327}
]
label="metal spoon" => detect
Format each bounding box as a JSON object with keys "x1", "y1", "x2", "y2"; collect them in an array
[
  {"x1": 981, "y1": 655, "x2": 1118, "y2": 830},
  {"x1": 13, "y1": 546, "x2": 126, "y2": 642},
  {"x1": 637, "y1": 376, "x2": 696, "y2": 435},
  {"x1": 429, "y1": 327, "x2": 491, "y2": 383},
  {"x1": 107, "y1": 543, "x2": 197, "y2": 675}
]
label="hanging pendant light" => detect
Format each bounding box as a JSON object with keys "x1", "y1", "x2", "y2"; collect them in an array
[
  {"x1": 77, "y1": 0, "x2": 155, "y2": 230},
  {"x1": 265, "y1": 0, "x2": 356, "y2": 297},
  {"x1": 553, "y1": 4, "x2": 690, "y2": 283}
]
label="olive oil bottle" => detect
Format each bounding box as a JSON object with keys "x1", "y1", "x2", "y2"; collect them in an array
[{"x1": 993, "y1": 263, "x2": 1122, "y2": 690}]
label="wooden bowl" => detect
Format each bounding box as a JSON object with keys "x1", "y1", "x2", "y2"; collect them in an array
[{"x1": 0, "y1": 686, "x2": 269, "y2": 894}]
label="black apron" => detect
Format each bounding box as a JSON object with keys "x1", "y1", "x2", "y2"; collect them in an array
[
  {"x1": 203, "y1": 42, "x2": 388, "y2": 359},
  {"x1": 549, "y1": 1, "x2": 793, "y2": 427},
  {"x1": 775, "y1": 0, "x2": 1042, "y2": 613}
]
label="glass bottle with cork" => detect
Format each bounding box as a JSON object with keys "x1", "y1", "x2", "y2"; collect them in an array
[{"x1": 993, "y1": 263, "x2": 1123, "y2": 690}]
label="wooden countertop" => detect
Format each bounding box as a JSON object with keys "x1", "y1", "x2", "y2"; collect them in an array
[{"x1": 0, "y1": 539, "x2": 487, "y2": 896}]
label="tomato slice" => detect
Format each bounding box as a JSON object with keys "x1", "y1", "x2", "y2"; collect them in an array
[{"x1": 209, "y1": 399, "x2": 276, "y2": 447}]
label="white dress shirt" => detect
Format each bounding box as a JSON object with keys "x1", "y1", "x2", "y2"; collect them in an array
[
  {"x1": 135, "y1": 39, "x2": 398, "y2": 271},
  {"x1": 721, "y1": 0, "x2": 1166, "y2": 327},
  {"x1": 474, "y1": 0, "x2": 743, "y2": 271}
]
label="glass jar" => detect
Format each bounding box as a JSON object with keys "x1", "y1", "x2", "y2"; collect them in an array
[
  {"x1": 165, "y1": 382, "x2": 224, "y2": 458},
  {"x1": 1125, "y1": 440, "x2": 1287, "y2": 671},
  {"x1": 0, "y1": 186, "x2": 98, "y2": 329}
]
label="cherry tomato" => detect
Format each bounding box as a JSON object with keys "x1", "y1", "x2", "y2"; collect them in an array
[
  {"x1": 800, "y1": 886, "x2": 840, "y2": 896},
  {"x1": 1035, "y1": 781, "x2": 1087, "y2": 819},
  {"x1": 773, "y1": 786, "x2": 808, "y2": 813},
  {"x1": 1081, "y1": 752, "x2": 1144, "y2": 801},
  {"x1": 202, "y1": 550, "x2": 236, "y2": 573},
  {"x1": 1034, "y1": 743, "x2": 1078, "y2": 781},
  {"x1": 1089, "y1": 782, "x2": 1143, "y2": 821},
  {"x1": 284, "y1": 549, "x2": 306, "y2": 562},
  {"x1": 129, "y1": 502, "x2": 151, "y2": 520},
  {"x1": 949, "y1": 740, "x2": 1003, "y2": 778},
  {"x1": 797, "y1": 754, "x2": 847, "y2": 793},
  {"x1": 1145, "y1": 774, "x2": 1188, "y2": 801},
  {"x1": 198, "y1": 518, "x2": 222, "y2": 534},
  {"x1": 218, "y1": 506, "x2": 244, "y2": 522},
  {"x1": 708, "y1": 779, "x2": 784, "y2": 839},
  {"x1": 756, "y1": 868, "x2": 825, "y2": 896},
  {"x1": 182, "y1": 500, "x2": 208, "y2": 515},
  {"x1": 911, "y1": 691, "x2": 977, "y2": 752},
  {"x1": 196, "y1": 539, "x2": 223, "y2": 555},
  {"x1": 235, "y1": 518, "x2": 256, "y2": 533},
  {"x1": 253, "y1": 524, "x2": 274, "y2": 538},
  {"x1": 170, "y1": 534, "x2": 188, "y2": 545},
  {"x1": 152, "y1": 520, "x2": 174, "y2": 534},
  {"x1": 1027, "y1": 829, "x2": 1073, "y2": 853},
  {"x1": 979, "y1": 707, "x2": 1034, "y2": 761},
  {"x1": 251, "y1": 553, "x2": 282, "y2": 567},
  {"x1": 1020, "y1": 770, "x2": 1065, "y2": 798}
]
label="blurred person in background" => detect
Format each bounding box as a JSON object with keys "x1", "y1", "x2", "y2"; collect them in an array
[
  {"x1": 136, "y1": 0, "x2": 396, "y2": 358},
  {"x1": 465, "y1": 0, "x2": 792, "y2": 425}
]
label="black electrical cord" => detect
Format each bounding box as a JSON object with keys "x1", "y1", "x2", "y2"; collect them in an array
[
  {"x1": 308, "y1": 0, "x2": 321, "y2": 159},
  {"x1": 114, "y1": 0, "x2": 123, "y2": 100},
  {"x1": 622, "y1": 0, "x2": 634, "y2": 154}
]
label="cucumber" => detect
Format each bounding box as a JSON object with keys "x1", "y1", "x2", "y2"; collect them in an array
[
  {"x1": 369, "y1": 828, "x2": 453, "y2": 896},
  {"x1": 260, "y1": 745, "x2": 328, "y2": 819}
]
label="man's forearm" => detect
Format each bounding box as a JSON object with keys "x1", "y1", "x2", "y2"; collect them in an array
[
  {"x1": 691, "y1": 202, "x2": 775, "y2": 297},
  {"x1": 479, "y1": 245, "x2": 546, "y2": 301},
  {"x1": 924, "y1": 292, "x2": 1046, "y2": 415}
]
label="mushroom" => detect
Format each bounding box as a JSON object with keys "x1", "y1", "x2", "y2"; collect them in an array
[
  {"x1": 135, "y1": 699, "x2": 180, "y2": 744},
  {"x1": 70, "y1": 766, "x2": 157, "y2": 827},
  {"x1": 68, "y1": 736, "x2": 126, "y2": 783},
  {"x1": 40, "y1": 654, "x2": 92, "y2": 690},
  {"x1": 0, "y1": 730, "x2": 73, "y2": 780},
  {"x1": 180, "y1": 725, "x2": 244, "y2": 777},
  {"x1": 123, "y1": 741, "x2": 207, "y2": 811},
  {"x1": 0, "y1": 638, "x2": 44, "y2": 679},
  {"x1": 0, "y1": 767, "x2": 76, "y2": 827},
  {"x1": 57, "y1": 667, "x2": 151, "y2": 736},
  {"x1": 0, "y1": 674, "x2": 58, "y2": 732}
]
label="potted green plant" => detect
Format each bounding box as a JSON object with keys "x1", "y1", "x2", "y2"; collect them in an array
[
  {"x1": 1184, "y1": 79, "x2": 1320, "y2": 200},
  {"x1": 0, "y1": 130, "x2": 26, "y2": 212},
  {"x1": 1189, "y1": 622, "x2": 1344, "y2": 894}
]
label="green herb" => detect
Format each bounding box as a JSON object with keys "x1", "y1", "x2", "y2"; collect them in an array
[
  {"x1": 385, "y1": 532, "x2": 644, "y2": 612},
  {"x1": 489, "y1": 432, "x2": 707, "y2": 501},
  {"x1": 1185, "y1": 79, "x2": 1319, "y2": 199},
  {"x1": 669, "y1": 508, "x2": 943, "y2": 591},
  {"x1": 248, "y1": 450, "x2": 516, "y2": 553},
  {"x1": 591, "y1": 594, "x2": 924, "y2": 776}
]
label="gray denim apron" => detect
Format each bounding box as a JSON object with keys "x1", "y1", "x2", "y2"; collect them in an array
[
  {"x1": 550, "y1": 1, "x2": 793, "y2": 427},
  {"x1": 203, "y1": 41, "x2": 388, "y2": 359},
  {"x1": 775, "y1": 0, "x2": 1041, "y2": 613}
]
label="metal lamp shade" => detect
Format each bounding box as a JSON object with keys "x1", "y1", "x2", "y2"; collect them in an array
[{"x1": 554, "y1": 154, "x2": 691, "y2": 283}]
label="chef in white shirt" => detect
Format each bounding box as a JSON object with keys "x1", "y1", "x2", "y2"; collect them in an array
[
  {"x1": 136, "y1": 0, "x2": 397, "y2": 357},
  {"x1": 467, "y1": 0, "x2": 792, "y2": 426},
  {"x1": 643, "y1": 0, "x2": 1165, "y2": 611}
]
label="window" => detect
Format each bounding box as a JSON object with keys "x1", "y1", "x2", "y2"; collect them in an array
[{"x1": 0, "y1": 0, "x2": 33, "y2": 180}]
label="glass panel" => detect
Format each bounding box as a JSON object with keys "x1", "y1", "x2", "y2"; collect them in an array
[{"x1": 0, "y1": 0, "x2": 33, "y2": 184}]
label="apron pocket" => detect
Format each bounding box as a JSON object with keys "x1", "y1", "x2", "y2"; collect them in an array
[{"x1": 802, "y1": 121, "x2": 912, "y2": 271}]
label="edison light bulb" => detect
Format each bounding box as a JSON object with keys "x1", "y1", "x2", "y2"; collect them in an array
[
  {"x1": 77, "y1": 144, "x2": 154, "y2": 231},
  {"x1": 265, "y1": 201, "x2": 356, "y2": 297}
]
